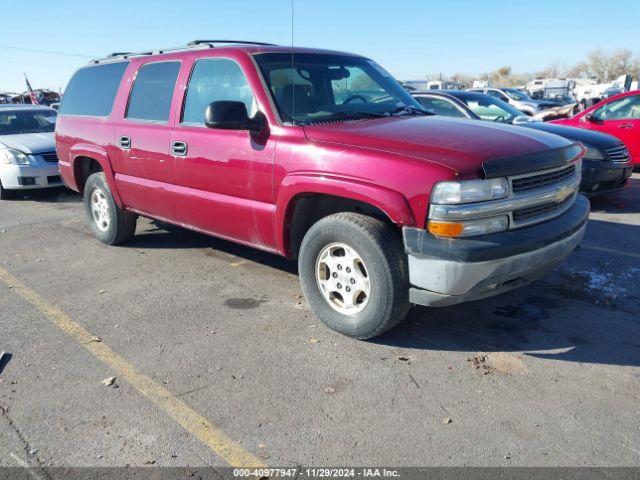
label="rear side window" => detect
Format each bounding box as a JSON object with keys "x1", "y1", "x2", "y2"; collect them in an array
[
  {"x1": 126, "y1": 61, "x2": 181, "y2": 123},
  {"x1": 181, "y1": 58, "x2": 255, "y2": 125},
  {"x1": 59, "y1": 62, "x2": 128, "y2": 117}
]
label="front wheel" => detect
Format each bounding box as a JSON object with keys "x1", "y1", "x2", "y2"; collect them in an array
[
  {"x1": 84, "y1": 172, "x2": 137, "y2": 245},
  {"x1": 298, "y1": 213, "x2": 410, "y2": 339}
]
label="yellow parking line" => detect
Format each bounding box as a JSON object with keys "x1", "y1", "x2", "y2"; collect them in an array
[{"x1": 0, "y1": 266, "x2": 265, "y2": 468}]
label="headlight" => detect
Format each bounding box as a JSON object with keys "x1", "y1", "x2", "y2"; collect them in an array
[
  {"x1": 582, "y1": 145, "x2": 605, "y2": 161},
  {"x1": 428, "y1": 215, "x2": 509, "y2": 238},
  {"x1": 431, "y1": 178, "x2": 508, "y2": 204},
  {"x1": 0, "y1": 148, "x2": 33, "y2": 165}
]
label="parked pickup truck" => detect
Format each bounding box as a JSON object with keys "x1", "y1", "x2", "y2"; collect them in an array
[{"x1": 56, "y1": 41, "x2": 589, "y2": 339}]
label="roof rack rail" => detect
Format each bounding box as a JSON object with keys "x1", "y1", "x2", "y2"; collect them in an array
[
  {"x1": 91, "y1": 40, "x2": 277, "y2": 64},
  {"x1": 188, "y1": 40, "x2": 277, "y2": 46}
]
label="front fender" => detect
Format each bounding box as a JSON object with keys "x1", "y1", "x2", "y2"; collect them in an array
[
  {"x1": 275, "y1": 173, "x2": 416, "y2": 255},
  {"x1": 68, "y1": 144, "x2": 123, "y2": 207}
]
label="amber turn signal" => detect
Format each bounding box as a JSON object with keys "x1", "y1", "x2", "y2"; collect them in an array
[{"x1": 428, "y1": 221, "x2": 464, "y2": 238}]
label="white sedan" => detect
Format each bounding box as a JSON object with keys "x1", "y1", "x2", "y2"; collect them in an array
[{"x1": 0, "y1": 105, "x2": 62, "y2": 199}]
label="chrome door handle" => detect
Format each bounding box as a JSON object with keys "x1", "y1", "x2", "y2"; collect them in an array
[
  {"x1": 119, "y1": 136, "x2": 131, "y2": 149},
  {"x1": 171, "y1": 140, "x2": 188, "y2": 156}
]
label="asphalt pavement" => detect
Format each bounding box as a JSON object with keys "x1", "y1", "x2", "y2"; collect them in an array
[{"x1": 1, "y1": 175, "x2": 639, "y2": 469}]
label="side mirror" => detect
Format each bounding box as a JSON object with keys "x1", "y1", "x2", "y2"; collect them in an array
[
  {"x1": 204, "y1": 101, "x2": 264, "y2": 134},
  {"x1": 583, "y1": 112, "x2": 599, "y2": 123}
]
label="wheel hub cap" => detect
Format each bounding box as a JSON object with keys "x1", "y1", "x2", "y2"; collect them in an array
[
  {"x1": 90, "y1": 189, "x2": 110, "y2": 232},
  {"x1": 315, "y1": 242, "x2": 371, "y2": 315}
]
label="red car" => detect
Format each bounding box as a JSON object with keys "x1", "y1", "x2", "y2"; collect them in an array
[
  {"x1": 553, "y1": 90, "x2": 640, "y2": 165},
  {"x1": 56, "y1": 41, "x2": 588, "y2": 339}
]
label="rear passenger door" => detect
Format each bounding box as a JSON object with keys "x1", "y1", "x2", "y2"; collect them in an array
[
  {"x1": 169, "y1": 57, "x2": 276, "y2": 249},
  {"x1": 112, "y1": 61, "x2": 181, "y2": 221}
]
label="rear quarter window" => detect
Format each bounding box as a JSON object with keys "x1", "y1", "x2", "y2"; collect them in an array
[{"x1": 59, "y1": 62, "x2": 129, "y2": 117}]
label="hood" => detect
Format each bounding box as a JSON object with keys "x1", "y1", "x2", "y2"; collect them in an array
[
  {"x1": 523, "y1": 122, "x2": 620, "y2": 148},
  {"x1": 0, "y1": 132, "x2": 55, "y2": 154},
  {"x1": 303, "y1": 116, "x2": 571, "y2": 176}
]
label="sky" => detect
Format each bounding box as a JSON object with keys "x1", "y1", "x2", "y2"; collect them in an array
[{"x1": 1, "y1": 0, "x2": 639, "y2": 93}]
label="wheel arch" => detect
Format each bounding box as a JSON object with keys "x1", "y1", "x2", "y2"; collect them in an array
[
  {"x1": 69, "y1": 145, "x2": 122, "y2": 206},
  {"x1": 276, "y1": 174, "x2": 415, "y2": 258}
]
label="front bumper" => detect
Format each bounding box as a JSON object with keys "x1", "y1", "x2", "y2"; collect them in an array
[
  {"x1": 403, "y1": 195, "x2": 590, "y2": 307},
  {"x1": 0, "y1": 163, "x2": 63, "y2": 190},
  {"x1": 580, "y1": 159, "x2": 633, "y2": 197}
]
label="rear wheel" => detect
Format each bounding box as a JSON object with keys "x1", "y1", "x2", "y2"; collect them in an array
[
  {"x1": 84, "y1": 172, "x2": 137, "y2": 245},
  {"x1": 298, "y1": 212, "x2": 410, "y2": 339}
]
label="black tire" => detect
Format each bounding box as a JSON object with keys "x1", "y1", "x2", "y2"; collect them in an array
[
  {"x1": 0, "y1": 179, "x2": 13, "y2": 200},
  {"x1": 298, "y1": 212, "x2": 410, "y2": 339},
  {"x1": 83, "y1": 172, "x2": 137, "y2": 245}
]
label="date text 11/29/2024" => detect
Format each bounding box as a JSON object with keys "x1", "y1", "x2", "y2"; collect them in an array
[{"x1": 233, "y1": 468, "x2": 401, "y2": 477}]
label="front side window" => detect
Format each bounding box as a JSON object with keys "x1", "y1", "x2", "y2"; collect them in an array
[
  {"x1": 0, "y1": 110, "x2": 57, "y2": 135},
  {"x1": 503, "y1": 88, "x2": 530, "y2": 101},
  {"x1": 254, "y1": 53, "x2": 423, "y2": 124},
  {"x1": 487, "y1": 90, "x2": 508, "y2": 101},
  {"x1": 182, "y1": 58, "x2": 256, "y2": 125},
  {"x1": 594, "y1": 95, "x2": 640, "y2": 120},
  {"x1": 414, "y1": 97, "x2": 467, "y2": 118},
  {"x1": 126, "y1": 61, "x2": 181, "y2": 123}
]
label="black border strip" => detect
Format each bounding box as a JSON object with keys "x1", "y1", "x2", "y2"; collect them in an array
[
  {"x1": 483, "y1": 143, "x2": 583, "y2": 179},
  {"x1": 404, "y1": 195, "x2": 590, "y2": 263}
]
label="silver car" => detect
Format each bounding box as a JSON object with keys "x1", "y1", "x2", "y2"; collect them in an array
[
  {"x1": 0, "y1": 105, "x2": 62, "y2": 199},
  {"x1": 467, "y1": 87, "x2": 545, "y2": 116}
]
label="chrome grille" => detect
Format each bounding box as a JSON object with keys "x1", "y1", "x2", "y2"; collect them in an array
[
  {"x1": 511, "y1": 165, "x2": 575, "y2": 193},
  {"x1": 513, "y1": 196, "x2": 573, "y2": 222},
  {"x1": 605, "y1": 144, "x2": 629, "y2": 163},
  {"x1": 40, "y1": 152, "x2": 59, "y2": 163}
]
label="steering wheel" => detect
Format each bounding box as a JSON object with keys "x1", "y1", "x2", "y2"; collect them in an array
[
  {"x1": 342, "y1": 94, "x2": 368, "y2": 105},
  {"x1": 493, "y1": 115, "x2": 507, "y2": 123}
]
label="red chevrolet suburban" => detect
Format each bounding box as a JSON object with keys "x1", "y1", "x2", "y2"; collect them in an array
[{"x1": 56, "y1": 41, "x2": 589, "y2": 339}]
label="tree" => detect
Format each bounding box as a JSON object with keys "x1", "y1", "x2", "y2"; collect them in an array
[
  {"x1": 496, "y1": 66, "x2": 512, "y2": 78},
  {"x1": 535, "y1": 61, "x2": 564, "y2": 79},
  {"x1": 583, "y1": 49, "x2": 635, "y2": 81}
]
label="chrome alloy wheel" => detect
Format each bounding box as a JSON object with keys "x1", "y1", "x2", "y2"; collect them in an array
[
  {"x1": 90, "y1": 189, "x2": 111, "y2": 232},
  {"x1": 315, "y1": 242, "x2": 371, "y2": 315}
]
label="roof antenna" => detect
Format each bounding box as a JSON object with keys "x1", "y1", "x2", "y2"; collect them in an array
[{"x1": 290, "y1": 0, "x2": 295, "y2": 124}]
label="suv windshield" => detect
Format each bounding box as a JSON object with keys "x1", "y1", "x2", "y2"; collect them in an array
[
  {"x1": 0, "y1": 110, "x2": 57, "y2": 135},
  {"x1": 254, "y1": 53, "x2": 425, "y2": 125},
  {"x1": 503, "y1": 88, "x2": 531, "y2": 101}
]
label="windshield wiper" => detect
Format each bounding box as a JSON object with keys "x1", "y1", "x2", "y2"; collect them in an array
[
  {"x1": 299, "y1": 110, "x2": 387, "y2": 125},
  {"x1": 389, "y1": 105, "x2": 434, "y2": 117},
  {"x1": 298, "y1": 106, "x2": 432, "y2": 125}
]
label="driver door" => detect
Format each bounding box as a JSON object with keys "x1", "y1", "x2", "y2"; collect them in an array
[{"x1": 170, "y1": 56, "x2": 276, "y2": 247}]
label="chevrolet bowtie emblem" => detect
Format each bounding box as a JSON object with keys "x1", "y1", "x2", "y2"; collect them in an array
[{"x1": 555, "y1": 185, "x2": 574, "y2": 203}]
